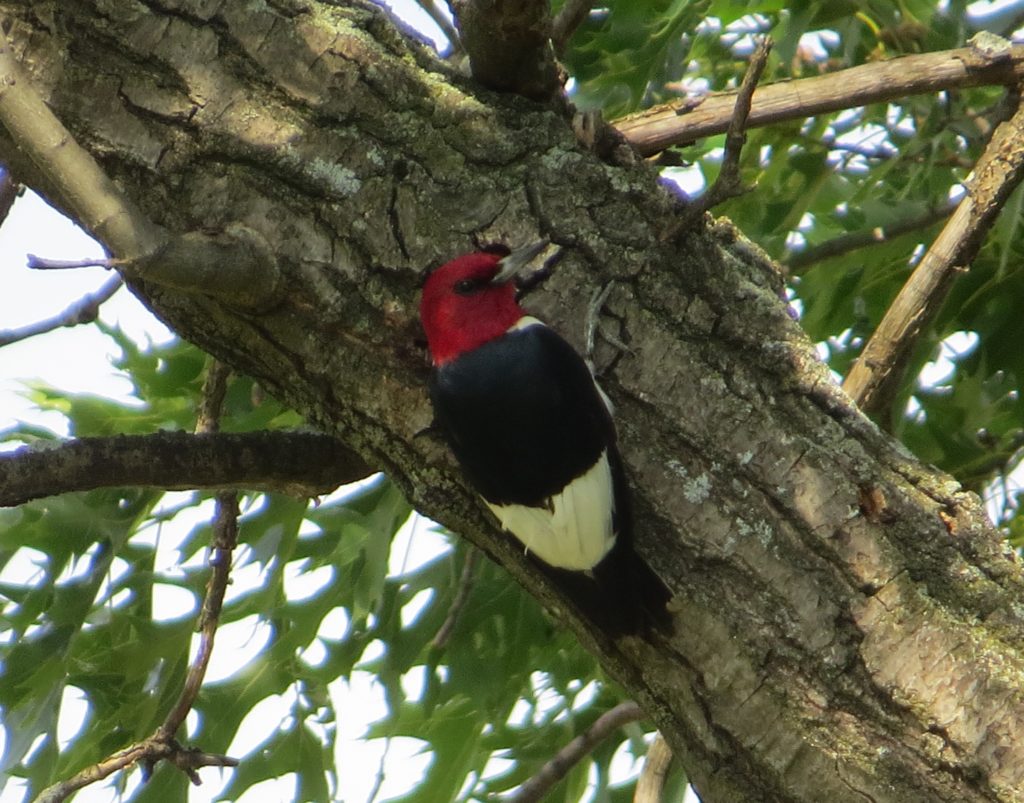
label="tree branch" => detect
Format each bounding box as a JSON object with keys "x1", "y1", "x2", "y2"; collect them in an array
[
  {"x1": 195, "y1": 359, "x2": 232, "y2": 436},
  {"x1": 39, "y1": 359, "x2": 249, "y2": 799},
  {"x1": 153, "y1": 492, "x2": 238, "y2": 747},
  {"x1": 414, "y1": 0, "x2": 462, "y2": 55},
  {"x1": 665, "y1": 37, "x2": 771, "y2": 236},
  {"x1": 0, "y1": 431, "x2": 373, "y2": 506},
  {"x1": 615, "y1": 39, "x2": 1024, "y2": 156},
  {"x1": 0, "y1": 274, "x2": 123, "y2": 347},
  {"x1": 634, "y1": 732, "x2": 673, "y2": 803},
  {"x1": 784, "y1": 200, "x2": 957, "y2": 273},
  {"x1": 430, "y1": 547, "x2": 481, "y2": 650},
  {"x1": 34, "y1": 739, "x2": 238, "y2": 803},
  {"x1": 842, "y1": 89, "x2": 1024, "y2": 416},
  {"x1": 0, "y1": 39, "x2": 280, "y2": 308},
  {"x1": 37, "y1": 494, "x2": 243, "y2": 800},
  {"x1": 14, "y1": 4, "x2": 1024, "y2": 799},
  {"x1": 449, "y1": 0, "x2": 562, "y2": 101},
  {"x1": 510, "y1": 701, "x2": 643, "y2": 803},
  {"x1": 551, "y1": 0, "x2": 592, "y2": 55}
]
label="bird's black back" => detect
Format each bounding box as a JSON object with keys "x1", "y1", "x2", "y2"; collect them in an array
[{"x1": 429, "y1": 323, "x2": 615, "y2": 509}]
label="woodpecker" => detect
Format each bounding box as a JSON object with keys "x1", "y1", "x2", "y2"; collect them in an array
[{"x1": 420, "y1": 242, "x2": 670, "y2": 633}]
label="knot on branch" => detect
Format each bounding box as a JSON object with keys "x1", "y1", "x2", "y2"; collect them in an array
[
  {"x1": 139, "y1": 735, "x2": 239, "y2": 786},
  {"x1": 131, "y1": 223, "x2": 282, "y2": 311}
]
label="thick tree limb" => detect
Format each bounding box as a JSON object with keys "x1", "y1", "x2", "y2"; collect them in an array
[
  {"x1": 450, "y1": 0, "x2": 562, "y2": 100},
  {"x1": 510, "y1": 701, "x2": 643, "y2": 803},
  {"x1": 842, "y1": 92, "x2": 1024, "y2": 415},
  {"x1": 0, "y1": 38, "x2": 280, "y2": 307},
  {"x1": 0, "y1": 431, "x2": 373, "y2": 506},
  {"x1": 0, "y1": 274, "x2": 123, "y2": 347},
  {"x1": 616, "y1": 40, "x2": 1024, "y2": 156}
]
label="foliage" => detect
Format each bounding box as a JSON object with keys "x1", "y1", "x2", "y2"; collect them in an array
[{"x1": 4, "y1": 0, "x2": 1024, "y2": 801}]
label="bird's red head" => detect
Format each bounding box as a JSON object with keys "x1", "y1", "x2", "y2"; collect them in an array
[{"x1": 420, "y1": 243, "x2": 545, "y2": 365}]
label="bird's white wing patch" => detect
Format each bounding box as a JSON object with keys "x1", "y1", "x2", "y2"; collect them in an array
[{"x1": 486, "y1": 450, "x2": 616, "y2": 571}]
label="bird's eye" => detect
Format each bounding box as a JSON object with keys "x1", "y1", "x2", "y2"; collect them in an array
[{"x1": 454, "y1": 279, "x2": 480, "y2": 295}]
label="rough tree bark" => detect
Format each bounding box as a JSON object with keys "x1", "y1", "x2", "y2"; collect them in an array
[{"x1": 3, "y1": 2, "x2": 1024, "y2": 801}]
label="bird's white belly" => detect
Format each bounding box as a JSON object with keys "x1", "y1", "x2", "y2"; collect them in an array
[{"x1": 485, "y1": 450, "x2": 616, "y2": 570}]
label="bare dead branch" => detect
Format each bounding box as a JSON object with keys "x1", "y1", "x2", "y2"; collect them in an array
[
  {"x1": 843, "y1": 89, "x2": 1024, "y2": 416},
  {"x1": 615, "y1": 40, "x2": 1024, "y2": 156},
  {"x1": 510, "y1": 701, "x2": 644, "y2": 803},
  {"x1": 0, "y1": 41, "x2": 280, "y2": 307},
  {"x1": 449, "y1": 0, "x2": 562, "y2": 101},
  {"x1": 26, "y1": 255, "x2": 125, "y2": 270},
  {"x1": 431, "y1": 547, "x2": 481, "y2": 650},
  {"x1": 0, "y1": 431, "x2": 373, "y2": 506},
  {"x1": 551, "y1": 0, "x2": 593, "y2": 55},
  {"x1": 785, "y1": 200, "x2": 958, "y2": 273},
  {"x1": 634, "y1": 732, "x2": 673, "y2": 803},
  {"x1": 664, "y1": 38, "x2": 772, "y2": 237},
  {"x1": 0, "y1": 274, "x2": 123, "y2": 347}
]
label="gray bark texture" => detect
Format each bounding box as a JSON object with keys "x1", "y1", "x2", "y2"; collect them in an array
[{"x1": 4, "y1": 2, "x2": 1024, "y2": 801}]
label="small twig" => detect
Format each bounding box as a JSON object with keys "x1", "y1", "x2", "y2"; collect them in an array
[
  {"x1": 26, "y1": 255, "x2": 126, "y2": 270},
  {"x1": 509, "y1": 701, "x2": 644, "y2": 803},
  {"x1": 551, "y1": 0, "x2": 593, "y2": 54},
  {"x1": 431, "y1": 548, "x2": 481, "y2": 650},
  {"x1": 33, "y1": 738, "x2": 237, "y2": 803},
  {"x1": 413, "y1": 0, "x2": 462, "y2": 55},
  {"x1": 154, "y1": 491, "x2": 239, "y2": 746},
  {"x1": 365, "y1": 736, "x2": 392, "y2": 803},
  {"x1": 842, "y1": 89, "x2": 1024, "y2": 417},
  {"x1": 634, "y1": 732, "x2": 673, "y2": 803},
  {"x1": 0, "y1": 274, "x2": 123, "y2": 347},
  {"x1": 664, "y1": 37, "x2": 772, "y2": 237},
  {"x1": 785, "y1": 200, "x2": 957, "y2": 273},
  {"x1": 585, "y1": 282, "x2": 615, "y2": 372},
  {"x1": 195, "y1": 359, "x2": 232, "y2": 435}
]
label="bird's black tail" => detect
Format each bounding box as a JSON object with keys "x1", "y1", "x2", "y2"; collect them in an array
[
  {"x1": 542, "y1": 540, "x2": 673, "y2": 636},
  {"x1": 543, "y1": 445, "x2": 674, "y2": 636}
]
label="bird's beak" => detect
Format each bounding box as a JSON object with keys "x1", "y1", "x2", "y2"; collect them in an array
[{"x1": 492, "y1": 240, "x2": 549, "y2": 284}]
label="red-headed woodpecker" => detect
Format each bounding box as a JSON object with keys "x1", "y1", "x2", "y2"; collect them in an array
[{"x1": 420, "y1": 243, "x2": 670, "y2": 633}]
